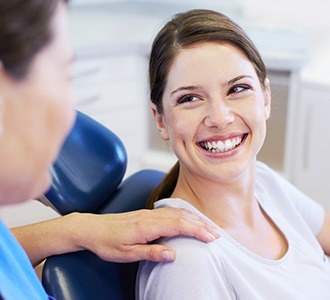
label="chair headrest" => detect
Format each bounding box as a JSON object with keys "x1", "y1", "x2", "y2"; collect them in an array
[
  {"x1": 44, "y1": 111, "x2": 127, "y2": 215},
  {"x1": 98, "y1": 169, "x2": 165, "y2": 214}
]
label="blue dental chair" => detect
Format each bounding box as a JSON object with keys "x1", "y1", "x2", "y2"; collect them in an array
[{"x1": 41, "y1": 111, "x2": 164, "y2": 300}]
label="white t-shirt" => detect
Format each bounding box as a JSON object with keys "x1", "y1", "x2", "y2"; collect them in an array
[{"x1": 137, "y1": 162, "x2": 330, "y2": 300}]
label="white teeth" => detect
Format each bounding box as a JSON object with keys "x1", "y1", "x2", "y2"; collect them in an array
[
  {"x1": 200, "y1": 136, "x2": 243, "y2": 153},
  {"x1": 217, "y1": 141, "x2": 225, "y2": 152},
  {"x1": 224, "y1": 140, "x2": 232, "y2": 151}
]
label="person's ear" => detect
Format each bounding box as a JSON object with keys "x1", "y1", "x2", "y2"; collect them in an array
[
  {"x1": 0, "y1": 62, "x2": 5, "y2": 137},
  {"x1": 0, "y1": 95, "x2": 3, "y2": 137},
  {"x1": 263, "y1": 78, "x2": 271, "y2": 120},
  {"x1": 151, "y1": 103, "x2": 169, "y2": 141}
]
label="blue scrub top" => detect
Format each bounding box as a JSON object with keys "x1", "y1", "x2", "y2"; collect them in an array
[{"x1": 0, "y1": 221, "x2": 54, "y2": 300}]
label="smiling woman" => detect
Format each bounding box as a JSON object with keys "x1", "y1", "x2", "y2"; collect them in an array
[
  {"x1": 151, "y1": 42, "x2": 270, "y2": 186},
  {"x1": 146, "y1": 8, "x2": 270, "y2": 205},
  {"x1": 137, "y1": 9, "x2": 330, "y2": 300}
]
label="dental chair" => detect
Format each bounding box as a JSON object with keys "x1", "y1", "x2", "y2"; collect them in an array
[{"x1": 41, "y1": 111, "x2": 164, "y2": 300}]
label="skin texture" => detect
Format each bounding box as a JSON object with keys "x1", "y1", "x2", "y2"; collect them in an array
[{"x1": 3, "y1": 4, "x2": 220, "y2": 266}]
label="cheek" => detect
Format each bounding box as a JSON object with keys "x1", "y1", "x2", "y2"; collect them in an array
[
  {"x1": 244, "y1": 99, "x2": 266, "y2": 124},
  {"x1": 49, "y1": 79, "x2": 75, "y2": 129},
  {"x1": 250, "y1": 106, "x2": 268, "y2": 146},
  {"x1": 59, "y1": 85, "x2": 75, "y2": 129},
  {"x1": 166, "y1": 112, "x2": 199, "y2": 146}
]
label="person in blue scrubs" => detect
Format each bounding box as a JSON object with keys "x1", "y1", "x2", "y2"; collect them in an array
[{"x1": 0, "y1": 1, "x2": 219, "y2": 298}]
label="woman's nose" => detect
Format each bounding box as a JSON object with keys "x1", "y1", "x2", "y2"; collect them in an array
[{"x1": 204, "y1": 101, "x2": 234, "y2": 128}]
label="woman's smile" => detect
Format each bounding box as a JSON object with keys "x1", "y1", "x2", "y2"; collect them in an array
[{"x1": 198, "y1": 133, "x2": 247, "y2": 154}]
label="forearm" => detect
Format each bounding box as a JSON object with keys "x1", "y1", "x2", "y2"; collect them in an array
[
  {"x1": 11, "y1": 208, "x2": 219, "y2": 266},
  {"x1": 11, "y1": 213, "x2": 84, "y2": 266}
]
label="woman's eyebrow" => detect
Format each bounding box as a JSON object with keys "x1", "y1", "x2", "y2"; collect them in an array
[
  {"x1": 170, "y1": 75, "x2": 254, "y2": 95},
  {"x1": 170, "y1": 85, "x2": 200, "y2": 95},
  {"x1": 227, "y1": 75, "x2": 253, "y2": 85}
]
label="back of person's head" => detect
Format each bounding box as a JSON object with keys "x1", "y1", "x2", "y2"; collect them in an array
[
  {"x1": 0, "y1": 0, "x2": 67, "y2": 80},
  {"x1": 147, "y1": 9, "x2": 267, "y2": 207}
]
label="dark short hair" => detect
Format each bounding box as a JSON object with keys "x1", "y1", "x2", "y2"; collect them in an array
[{"x1": 0, "y1": 0, "x2": 67, "y2": 79}]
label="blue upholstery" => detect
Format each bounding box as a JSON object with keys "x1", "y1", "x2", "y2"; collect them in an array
[
  {"x1": 44, "y1": 111, "x2": 127, "y2": 215},
  {"x1": 99, "y1": 169, "x2": 164, "y2": 214},
  {"x1": 41, "y1": 111, "x2": 165, "y2": 300},
  {"x1": 43, "y1": 251, "x2": 138, "y2": 300}
]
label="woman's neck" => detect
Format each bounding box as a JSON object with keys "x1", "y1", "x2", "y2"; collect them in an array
[
  {"x1": 171, "y1": 162, "x2": 289, "y2": 260},
  {"x1": 171, "y1": 162, "x2": 258, "y2": 228}
]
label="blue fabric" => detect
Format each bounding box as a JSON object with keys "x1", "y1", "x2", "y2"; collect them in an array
[{"x1": 0, "y1": 221, "x2": 53, "y2": 300}]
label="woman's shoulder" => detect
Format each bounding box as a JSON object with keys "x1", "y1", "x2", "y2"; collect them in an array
[
  {"x1": 163, "y1": 235, "x2": 220, "y2": 266},
  {"x1": 143, "y1": 198, "x2": 225, "y2": 268},
  {"x1": 255, "y1": 161, "x2": 291, "y2": 196},
  {"x1": 137, "y1": 231, "x2": 233, "y2": 299}
]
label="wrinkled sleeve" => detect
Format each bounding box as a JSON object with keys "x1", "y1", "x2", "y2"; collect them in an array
[{"x1": 136, "y1": 236, "x2": 235, "y2": 300}]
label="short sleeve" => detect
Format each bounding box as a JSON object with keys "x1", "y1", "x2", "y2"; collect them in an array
[
  {"x1": 256, "y1": 161, "x2": 325, "y2": 235},
  {"x1": 136, "y1": 236, "x2": 234, "y2": 300}
]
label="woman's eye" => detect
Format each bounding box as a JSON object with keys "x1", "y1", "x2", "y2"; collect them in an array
[
  {"x1": 177, "y1": 94, "x2": 201, "y2": 105},
  {"x1": 228, "y1": 84, "x2": 252, "y2": 95}
]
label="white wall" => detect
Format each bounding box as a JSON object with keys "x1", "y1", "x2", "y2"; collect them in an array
[
  {"x1": 70, "y1": 0, "x2": 330, "y2": 48},
  {"x1": 241, "y1": 0, "x2": 330, "y2": 40}
]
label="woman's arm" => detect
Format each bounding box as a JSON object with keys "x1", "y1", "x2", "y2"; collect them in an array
[
  {"x1": 316, "y1": 211, "x2": 330, "y2": 255},
  {"x1": 11, "y1": 208, "x2": 220, "y2": 266}
]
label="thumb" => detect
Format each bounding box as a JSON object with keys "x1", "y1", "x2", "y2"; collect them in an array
[{"x1": 133, "y1": 244, "x2": 176, "y2": 263}]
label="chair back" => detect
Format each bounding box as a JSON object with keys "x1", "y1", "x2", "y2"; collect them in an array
[
  {"x1": 44, "y1": 111, "x2": 127, "y2": 215},
  {"x1": 41, "y1": 111, "x2": 165, "y2": 299}
]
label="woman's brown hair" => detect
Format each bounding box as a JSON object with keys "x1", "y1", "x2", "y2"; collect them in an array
[
  {"x1": 0, "y1": 0, "x2": 67, "y2": 79},
  {"x1": 147, "y1": 9, "x2": 267, "y2": 208}
]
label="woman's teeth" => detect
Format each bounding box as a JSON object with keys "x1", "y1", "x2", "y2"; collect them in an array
[{"x1": 200, "y1": 136, "x2": 243, "y2": 153}]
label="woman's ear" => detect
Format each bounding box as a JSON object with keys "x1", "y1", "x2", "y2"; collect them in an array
[
  {"x1": 263, "y1": 78, "x2": 271, "y2": 120},
  {"x1": 151, "y1": 103, "x2": 169, "y2": 140}
]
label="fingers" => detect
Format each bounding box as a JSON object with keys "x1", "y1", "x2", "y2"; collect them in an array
[
  {"x1": 146, "y1": 207, "x2": 221, "y2": 243},
  {"x1": 177, "y1": 208, "x2": 220, "y2": 242},
  {"x1": 94, "y1": 208, "x2": 220, "y2": 263},
  {"x1": 130, "y1": 244, "x2": 176, "y2": 263}
]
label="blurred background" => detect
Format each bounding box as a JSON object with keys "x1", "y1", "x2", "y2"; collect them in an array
[{"x1": 2, "y1": 0, "x2": 330, "y2": 226}]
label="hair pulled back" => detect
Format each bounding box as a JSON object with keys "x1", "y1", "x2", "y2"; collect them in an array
[{"x1": 147, "y1": 9, "x2": 267, "y2": 207}]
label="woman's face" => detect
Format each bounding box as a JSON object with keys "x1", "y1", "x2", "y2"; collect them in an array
[
  {"x1": 152, "y1": 42, "x2": 271, "y2": 183},
  {"x1": 0, "y1": 2, "x2": 75, "y2": 204}
]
